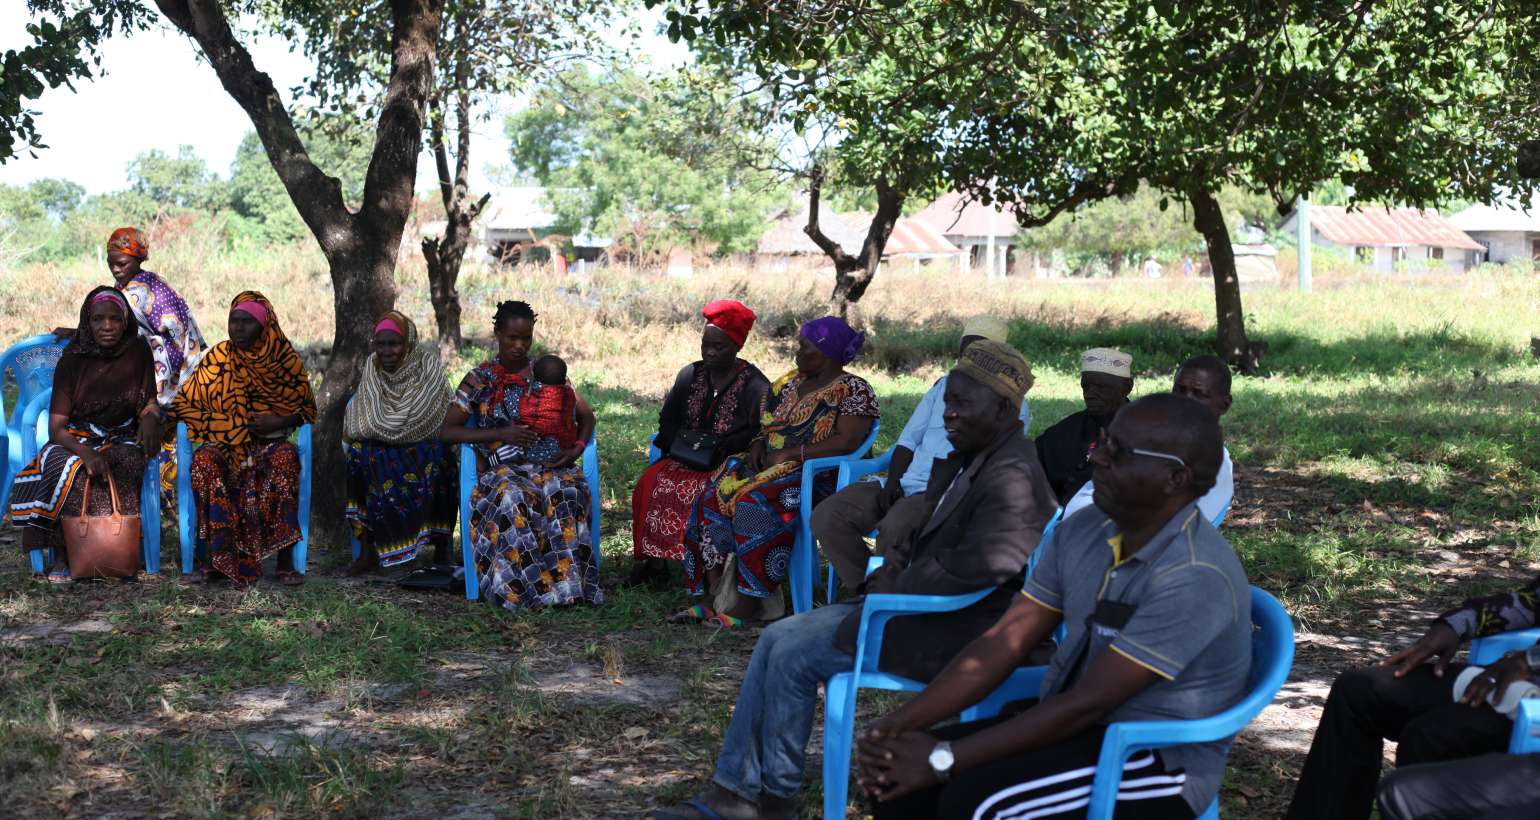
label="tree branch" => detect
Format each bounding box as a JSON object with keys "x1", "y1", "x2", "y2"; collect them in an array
[
  {"x1": 153, "y1": 0, "x2": 350, "y2": 250},
  {"x1": 803, "y1": 167, "x2": 854, "y2": 264}
]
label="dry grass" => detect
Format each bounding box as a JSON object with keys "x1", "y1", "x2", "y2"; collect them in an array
[{"x1": 4, "y1": 238, "x2": 1540, "y2": 818}]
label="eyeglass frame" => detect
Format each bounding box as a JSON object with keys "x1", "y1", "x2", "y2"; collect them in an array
[{"x1": 1095, "y1": 429, "x2": 1189, "y2": 469}]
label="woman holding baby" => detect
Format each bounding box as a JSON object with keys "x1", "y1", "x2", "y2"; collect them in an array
[{"x1": 439, "y1": 300, "x2": 601, "y2": 612}]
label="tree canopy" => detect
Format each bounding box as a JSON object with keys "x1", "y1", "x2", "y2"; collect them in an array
[
  {"x1": 652, "y1": 0, "x2": 1539, "y2": 364},
  {"x1": 506, "y1": 65, "x2": 788, "y2": 264}
]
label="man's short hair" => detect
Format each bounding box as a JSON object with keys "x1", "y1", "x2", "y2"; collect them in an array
[
  {"x1": 1177, "y1": 354, "x2": 1232, "y2": 396},
  {"x1": 1125, "y1": 393, "x2": 1224, "y2": 497}
]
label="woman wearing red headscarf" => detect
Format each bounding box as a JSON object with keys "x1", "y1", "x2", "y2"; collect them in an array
[{"x1": 625, "y1": 300, "x2": 770, "y2": 589}]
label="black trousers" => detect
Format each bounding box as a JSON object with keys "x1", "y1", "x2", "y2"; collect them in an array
[
  {"x1": 1377, "y1": 753, "x2": 1540, "y2": 820},
  {"x1": 874, "y1": 715, "x2": 1195, "y2": 820},
  {"x1": 1284, "y1": 664, "x2": 1513, "y2": 820}
]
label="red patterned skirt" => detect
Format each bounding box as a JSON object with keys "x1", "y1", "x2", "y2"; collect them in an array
[{"x1": 631, "y1": 459, "x2": 713, "y2": 561}]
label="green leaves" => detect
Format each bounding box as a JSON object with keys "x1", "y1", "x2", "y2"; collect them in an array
[{"x1": 505, "y1": 65, "x2": 788, "y2": 263}]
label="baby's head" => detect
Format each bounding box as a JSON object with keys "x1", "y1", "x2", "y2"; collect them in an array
[{"x1": 532, "y1": 354, "x2": 567, "y2": 386}]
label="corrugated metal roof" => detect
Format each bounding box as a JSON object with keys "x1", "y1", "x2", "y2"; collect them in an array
[
  {"x1": 1308, "y1": 205, "x2": 1483, "y2": 251},
  {"x1": 910, "y1": 191, "x2": 1015, "y2": 239},
  {"x1": 756, "y1": 201, "x2": 865, "y2": 255},
  {"x1": 481, "y1": 186, "x2": 559, "y2": 233},
  {"x1": 885, "y1": 217, "x2": 961, "y2": 255},
  {"x1": 1447, "y1": 201, "x2": 1540, "y2": 234}
]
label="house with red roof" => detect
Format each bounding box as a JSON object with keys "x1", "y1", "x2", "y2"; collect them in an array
[
  {"x1": 1280, "y1": 205, "x2": 1484, "y2": 273},
  {"x1": 909, "y1": 191, "x2": 1018, "y2": 277}
]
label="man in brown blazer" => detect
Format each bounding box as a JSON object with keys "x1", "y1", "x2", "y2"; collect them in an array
[{"x1": 653, "y1": 340, "x2": 1058, "y2": 820}]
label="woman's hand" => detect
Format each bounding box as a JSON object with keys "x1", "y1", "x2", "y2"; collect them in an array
[
  {"x1": 1382, "y1": 620, "x2": 1461, "y2": 678},
  {"x1": 249, "y1": 413, "x2": 295, "y2": 437},
  {"x1": 1459, "y1": 652, "x2": 1532, "y2": 708},
  {"x1": 500, "y1": 425, "x2": 537, "y2": 447},
  {"x1": 762, "y1": 447, "x2": 795, "y2": 469},
  {"x1": 79, "y1": 450, "x2": 110, "y2": 480},
  {"x1": 743, "y1": 439, "x2": 768, "y2": 473},
  {"x1": 857, "y1": 729, "x2": 940, "y2": 801},
  {"x1": 138, "y1": 412, "x2": 163, "y2": 455},
  {"x1": 550, "y1": 444, "x2": 584, "y2": 469}
]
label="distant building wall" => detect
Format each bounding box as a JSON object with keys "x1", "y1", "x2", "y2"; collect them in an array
[{"x1": 1465, "y1": 230, "x2": 1536, "y2": 264}]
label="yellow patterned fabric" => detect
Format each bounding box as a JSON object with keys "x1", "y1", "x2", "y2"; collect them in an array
[
  {"x1": 171, "y1": 291, "x2": 316, "y2": 463},
  {"x1": 711, "y1": 368, "x2": 879, "y2": 505}
]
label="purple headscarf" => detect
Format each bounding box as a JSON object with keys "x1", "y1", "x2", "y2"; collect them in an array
[{"x1": 800, "y1": 316, "x2": 866, "y2": 365}]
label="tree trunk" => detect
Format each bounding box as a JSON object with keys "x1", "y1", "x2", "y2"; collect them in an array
[
  {"x1": 1188, "y1": 187, "x2": 1255, "y2": 373},
  {"x1": 804, "y1": 171, "x2": 903, "y2": 323},
  {"x1": 156, "y1": 0, "x2": 444, "y2": 549},
  {"x1": 421, "y1": 27, "x2": 488, "y2": 353}
]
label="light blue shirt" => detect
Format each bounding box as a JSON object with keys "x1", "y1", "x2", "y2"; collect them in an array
[{"x1": 894, "y1": 374, "x2": 1032, "y2": 496}]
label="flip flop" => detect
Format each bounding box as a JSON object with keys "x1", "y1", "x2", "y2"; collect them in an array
[
  {"x1": 46, "y1": 568, "x2": 71, "y2": 585},
  {"x1": 651, "y1": 799, "x2": 728, "y2": 820},
  {"x1": 667, "y1": 604, "x2": 716, "y2": 625},
  {"x1": 276, "y1": 570, "x2": 305, "y2": 587},
  {"x1": 704, "y1": 612, "x2": 746, "y2": 629}
]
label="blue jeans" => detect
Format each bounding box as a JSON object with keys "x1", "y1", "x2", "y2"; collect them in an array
[{"x1": 714, "y1": 602, "x2": 858, "y2": 800}]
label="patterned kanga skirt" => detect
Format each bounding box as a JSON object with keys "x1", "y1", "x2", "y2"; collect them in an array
[
  {"x1": 470, "y1": 461, "x2": 601, "y2": 612},
  {"x1": 344, "y1": 439, "x2": 458, "y2": 567}
]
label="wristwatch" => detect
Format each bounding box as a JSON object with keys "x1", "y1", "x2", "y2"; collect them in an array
[{"x1": 927, "y1": 740, "x2": 955, "y2": 782}]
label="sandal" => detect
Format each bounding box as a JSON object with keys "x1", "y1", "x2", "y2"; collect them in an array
[
  {"x1": 667, "y1": 604, "x2": 715, "y2": 624},
  {"x1": 276, "y1": 570, "x2": 305, "y2": 587},
  {"x1": 46, "y1": 568, "x2": 71, "y2": 585},
  {"x1": 704, "y1": 612, "x2": 746, "y2": 629}
]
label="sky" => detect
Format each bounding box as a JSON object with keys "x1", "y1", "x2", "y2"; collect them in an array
[{"x1": 0, "y1": 5, "x2": 687, "y2": 196}]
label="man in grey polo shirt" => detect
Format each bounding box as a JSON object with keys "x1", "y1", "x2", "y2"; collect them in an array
[{"x1": 857, "y1": 393, "x2": 1251, "y2": 820}]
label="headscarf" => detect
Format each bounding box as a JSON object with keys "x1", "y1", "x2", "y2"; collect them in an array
[
  {"x1": 54, "y1": 286, "x2": 156, "y2": 428},
  {"x1": 107, "y1": 227, "x2": 149, "y2": 259},
  {"x1": 171, "y1": 291, "x2": 317, "y2": 462},
  {"x1": 800, "y1": 316, "x2": 865, "y2": 365},
  {"x1": 232, "y1": 299, "x2": 269, "y2": 327},
  {"x1": 703, "y1": 299, "x2": 756, "y2": 348},
  {"x1": 1081, "y1": 347, "x2": 1133, "y2": 378},
  {"x1": 954, "y1": 340, "x2": 1034, "y2": 411},
  {"x1": 344, "y1": 311, "x2": 450, "y2": 445},
  {"x1": 69, "y1": 285, "x2": 137, "y2": 360}
]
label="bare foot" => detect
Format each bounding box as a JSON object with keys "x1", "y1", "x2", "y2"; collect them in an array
[{"x1": 345, "y1": 552, "x2": 380, "y2": 576}]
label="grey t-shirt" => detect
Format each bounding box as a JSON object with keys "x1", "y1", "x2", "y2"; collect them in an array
[{"x1": 1022, "y1": 502, "x2": 1251, "y2": 813}]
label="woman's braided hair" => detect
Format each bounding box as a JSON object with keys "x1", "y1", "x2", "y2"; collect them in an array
[{"x1": 493, "y1": 300, "x2": 537, "y2": 331}]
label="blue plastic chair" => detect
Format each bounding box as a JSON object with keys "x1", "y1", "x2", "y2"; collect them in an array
[
  {"x1": 1469, "y1": 627, "x2": 1540, "y2": 753},
  {"x1": 648, "y1": 421, "x2": 881, "y2": 614},
  {"x1": 822, "y1": 582, "x2": 1293, "y2": 819},
  {"x1": 820, "y1": 554, "x2": 1045, "y2": 819},
  {"x1": 20, "y1": 388, "x2": 162, "y2": 574},
  {"x1": 789, "y1": 419, "x2": 880, "y2": 614},
  {"x1": 1, "y1": 334, "x2": 68, "y2": 502},
  {"x1": 176, "y1": 421, "x2": 312, "y2": 575},
  {"x1": 457, "y1": 430, "x2": 602, "y2": 601}
]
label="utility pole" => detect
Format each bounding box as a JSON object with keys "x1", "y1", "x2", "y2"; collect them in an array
[{"x1": 1295, "y1": 195, "x2": 1312, "y2": 293}]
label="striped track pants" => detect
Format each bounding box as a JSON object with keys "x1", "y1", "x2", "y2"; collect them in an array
[{"x1": 874, "y1": 719, "x2": 1195, "y2": 820}]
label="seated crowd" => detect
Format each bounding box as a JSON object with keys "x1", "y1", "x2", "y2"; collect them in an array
[{"x1": 9, "y1": 226, "x2": 1539, "y2": 819}]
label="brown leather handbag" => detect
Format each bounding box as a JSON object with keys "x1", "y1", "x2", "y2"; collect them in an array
[{"x1": 64, "y1": 472, "x2": 142, "y2": 578}]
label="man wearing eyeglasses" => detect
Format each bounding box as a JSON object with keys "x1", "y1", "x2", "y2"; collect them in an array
[
  {"x1": 1061, "y1": 355, "x2": 1234, "y2": 524},
  {"x1": 859, "y1": 393, "x2": 1251, "y2": 820}
]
